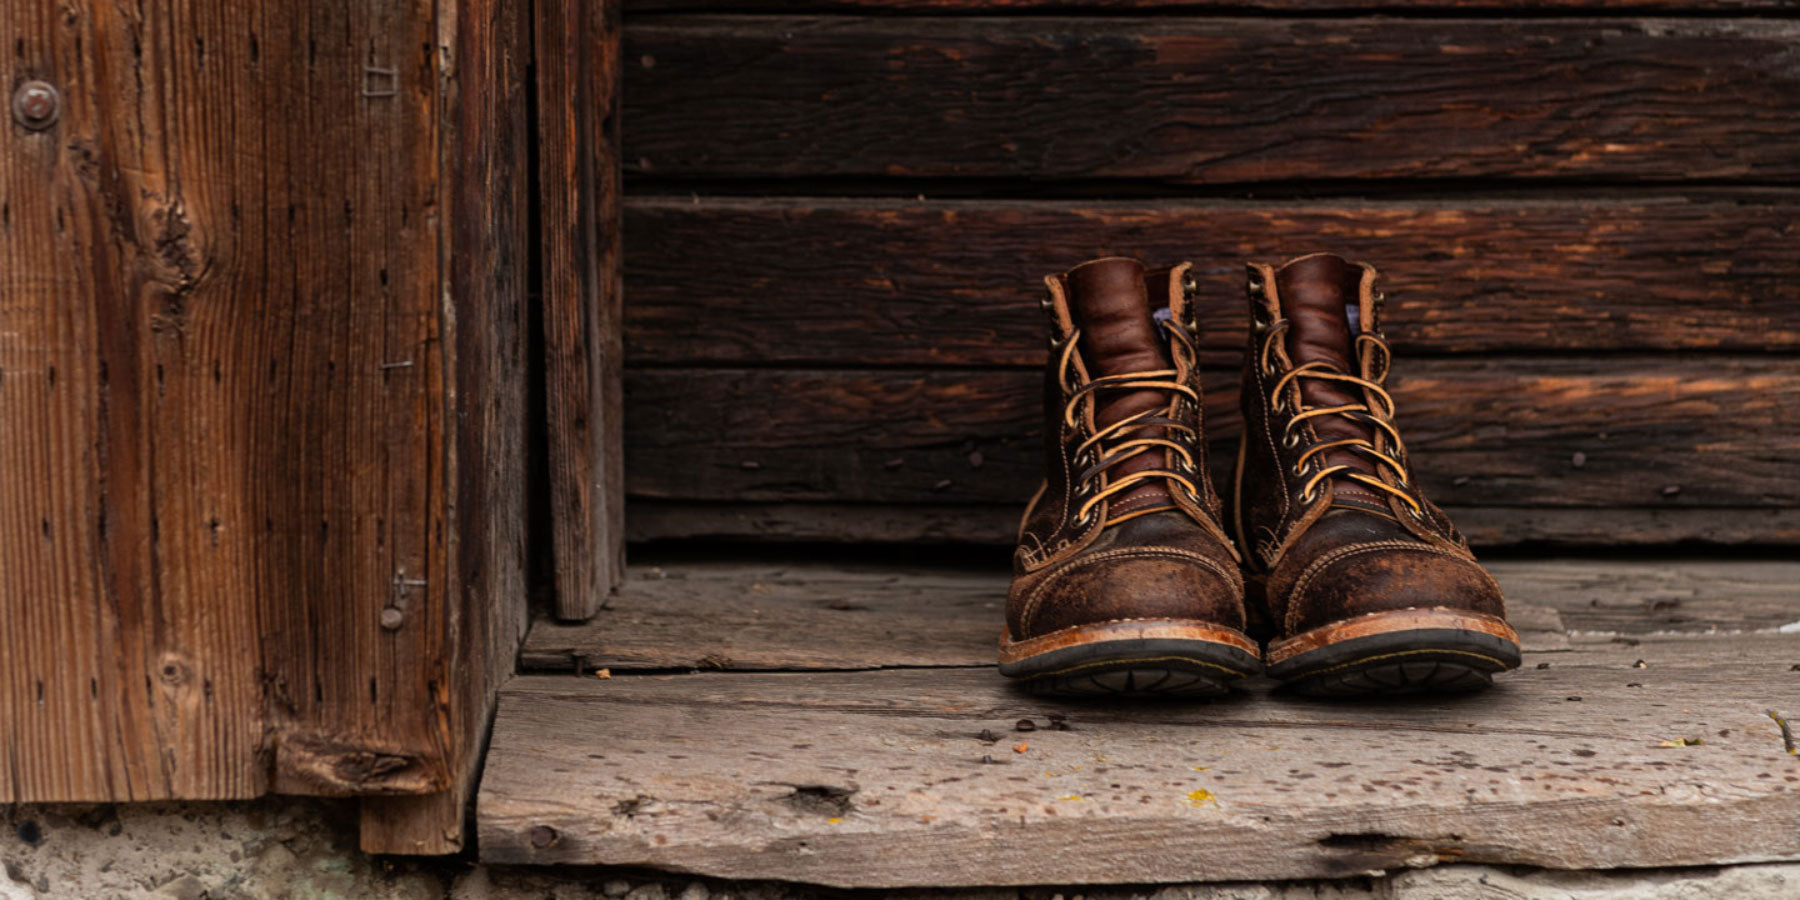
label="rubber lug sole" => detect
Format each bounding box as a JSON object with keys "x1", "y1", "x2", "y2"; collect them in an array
[
  {"x1": 1265, "y1": 608, "x2": 1522, "y2": 697},
  {"x1": 998, "y1": 619, "x2": 1263, "y2": 698}
]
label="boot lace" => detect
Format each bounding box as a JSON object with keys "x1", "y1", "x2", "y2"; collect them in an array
[
  {"x1": 1055, "y1": 318, "x2": 1204, "y2": 526},
  {"x1": 1259, "y1": 321, "x2": 1421, "y2": 514}
]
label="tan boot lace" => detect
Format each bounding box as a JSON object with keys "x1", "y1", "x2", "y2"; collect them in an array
[
  {"x1": 1259, "y1": 322, "x2": 1422, "y2": 514},
  {"x1": 1056, "y1": 319, "x2": 1204, "y2": 527}
]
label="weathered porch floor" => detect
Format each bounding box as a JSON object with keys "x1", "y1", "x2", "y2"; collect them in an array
[{"x1": 477, "y1": 559, "x2": 1800, "y2": 887}]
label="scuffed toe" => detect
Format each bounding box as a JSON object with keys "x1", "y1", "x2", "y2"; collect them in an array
[{"x1": 1283, "y1": 545, "x2": 1505, "y2": 638}]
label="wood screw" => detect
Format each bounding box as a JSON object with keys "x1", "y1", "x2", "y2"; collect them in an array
[{"x1": 12, "y1": 81, "x2": 60, "y2": 130}]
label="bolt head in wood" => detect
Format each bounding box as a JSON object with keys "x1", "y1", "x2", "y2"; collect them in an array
[
  {"x1": 380, "y1": 607, "x2": 406, "y2": 630},
  {"x1": 12, "y1": 81, "x2": 60, "y2": 130}
]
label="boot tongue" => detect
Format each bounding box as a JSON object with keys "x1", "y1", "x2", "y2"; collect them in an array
[
  {"x1": 1062, "y1": 257, "x2": 1176, "y2": 516},
  {"x1": 1274, "y1": 254, "x2": 1387, "y2": 510},
  {"x1": 1065, "y1": 258, "x2": 1169, "y2": 385}
]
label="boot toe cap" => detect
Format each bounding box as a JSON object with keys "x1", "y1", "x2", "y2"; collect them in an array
[
  {"x1": 1016, "y1": 551, "x2": 1245, "y2": 640},
  {"x1": 1282, "y1": 545, "x2": 1505, "y2": 638}
]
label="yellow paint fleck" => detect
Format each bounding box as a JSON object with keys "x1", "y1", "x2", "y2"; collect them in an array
[
  {"x1": 1192, "y1": 766, "x2": 1210, "y2": 772},
  {"x1": 826, "y1": 818, "x2": 841, "y2": 824},
  {"x1": 1058, "y1": 795, "x2": 1084, "y2": 802},
  {"x1": 1184, "y1": 789, "x2": 1217, "y2": 807}
]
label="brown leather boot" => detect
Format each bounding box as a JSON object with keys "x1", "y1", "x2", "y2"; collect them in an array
[
  {"x1": 1000, "y1": 257, "x2": 1261, "y2": 697},
  {"x1": 1234, "y1": 253, "x2": 1521, "y2": 696}
]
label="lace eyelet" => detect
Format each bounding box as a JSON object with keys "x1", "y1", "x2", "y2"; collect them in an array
[
  {"x1": 1300, "y1": 484, "x2": 1323, "y2": 504},
  {"x1": 1281, "y1": 430, "x2": 1301, "y2": 449}
]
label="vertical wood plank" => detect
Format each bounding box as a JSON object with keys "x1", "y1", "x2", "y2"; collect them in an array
[
  {"x1": 251, "y1": 0, "x2": 451, "y2": 801},
  {"x1": 535, "y1": 0, "x2": 625, "y2": 620},
  {"x1": 1, "y1": 0, "x2": 274, "y2": 801},
  {"x1": 3, "y1": 0, "x2": 526, "y2": 833},
  {"x1": 358, "y1": 0, "x2": 532, "y2": 854}
]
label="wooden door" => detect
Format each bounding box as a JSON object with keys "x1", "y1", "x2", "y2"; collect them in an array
[{"x1": 0, "y1": 0, "x2": 539, "y2": 854}]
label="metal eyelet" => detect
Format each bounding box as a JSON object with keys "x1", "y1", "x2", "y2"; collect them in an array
[
  {"x1": 1281, "y1": 430, "x2": 1301, "y2": 449},
  {"x1": 1180, "y1": 273, "x2": 1200, "y2": 300},
  {"x1": 1300, "y1": 484, "x2": 1323, "y2": 504}
]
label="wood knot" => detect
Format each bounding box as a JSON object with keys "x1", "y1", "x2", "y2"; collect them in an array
[{"x1": 157, "y1": 655, "x2": 191, "y2": 687}]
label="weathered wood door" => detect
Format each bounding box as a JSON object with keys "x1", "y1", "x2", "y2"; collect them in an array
[{"x1": 0, "y1": 0, "x2": 568, "y2": 854}]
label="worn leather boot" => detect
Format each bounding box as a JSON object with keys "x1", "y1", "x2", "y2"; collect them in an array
[
  {"x1": 1234, "y1": 253, "x2": 1521, "y2": 696},
  {"x1": 1000, "y1": 257, "x2": 1261, "y2": 697}
]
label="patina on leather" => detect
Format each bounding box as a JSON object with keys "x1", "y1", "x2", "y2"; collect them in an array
[
  {"x1": 1234, "y1": 253, "x2": 1513, "y2": 681},
  {"x1": 1009, "y1": 257, "x2": 1245, "y2": 645}
]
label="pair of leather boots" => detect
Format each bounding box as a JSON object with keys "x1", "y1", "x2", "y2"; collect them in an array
[{"x1": 1000, "y1": 254, "x2": 1521, "y2": 698}]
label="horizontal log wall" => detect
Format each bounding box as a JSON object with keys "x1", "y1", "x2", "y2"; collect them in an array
[
  {"x1": 624, "y1": 360, "x2": 1799, "y2": 507},
  {"x1": 623, "y1": 17, "x2": 1800, "y2": 183},
  {"x1": 618, "y1": 5, "x2": 1800, "y2": 545},
  {"x1": 626, "y1": 196, "x2": 1800, "y2": 366}
]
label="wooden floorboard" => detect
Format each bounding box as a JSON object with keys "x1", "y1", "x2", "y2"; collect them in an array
[
  {"x1": 519, "y1": 560, "x2": 1800, "y2": 673},
  {"x1": 479, "y1": 637, "x2": 1800, "y2": 884}
]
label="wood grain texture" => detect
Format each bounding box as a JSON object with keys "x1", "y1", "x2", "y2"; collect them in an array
[
  {"x1": 632, "y1": 1, "x2": 1797, "y2": 10},
  {"x1": 623, "y1": 17, "x2": 1800, "y2": 183},
  {"x1": 479, "y1": 644, "x2": 1800, "y2": 883},
  {"x1": 538, "y1": 0, "x2": 627, "y2": 621},
  {"x1": 1489, "y1": 560, "x2": 1800, "y2": 635},
  {"x1": 624, "y1": 196, "x2": 1800, "y2": 366},
  {"x1": 359, "y1": 0, "x2": 533, "y2": 855},
  {"x1": 622, "y1": 359, "x2": 1800, "y2": 507},
  {"x1": 626, "y1": 502, "x2": 1800, "y2": 546},
  {"x1": 2, "y1": 0, "x2": 435, "y2": 804},
  {"x1": 521, "y1": 559, "x2": 1721, "y2": 673},
  {"x1": 1, "y1": 0, "x2": 526, "y2": 848}
]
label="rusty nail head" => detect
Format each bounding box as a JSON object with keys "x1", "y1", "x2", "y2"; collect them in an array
[
  {"x1": 13, "y1": 81, "x2": 59, "y2": 130},
  {"x1": 529, "y1": 825, "x2": 559, "y2": 849},
  {"x1": 379, "y1": 607, "x2": 405, "y2": 630}
]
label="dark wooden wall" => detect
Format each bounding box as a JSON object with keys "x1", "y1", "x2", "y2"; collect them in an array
[{"x1": 616, "y1": 3, "x2": 1800, "y2": 547}]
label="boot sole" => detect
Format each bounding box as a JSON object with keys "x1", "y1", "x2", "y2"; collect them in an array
[
  {"x1": 998, "y1": 619, "x2": 1263, "y2": 698},
  {"x1": 1265, "y1": 607, "x2": 1522, "y2": 697}
]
